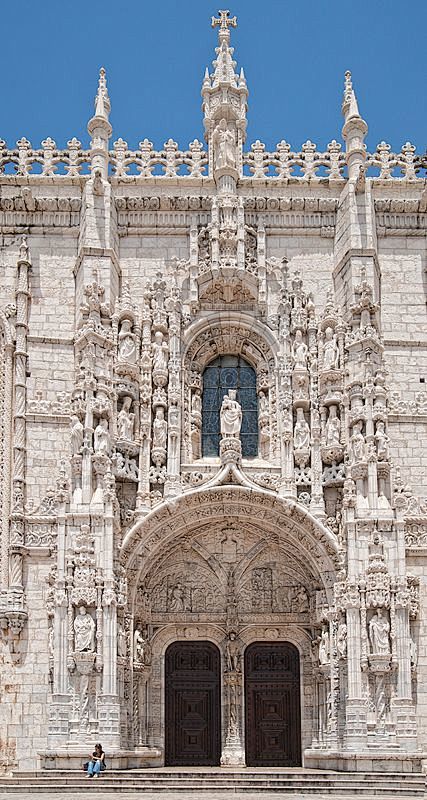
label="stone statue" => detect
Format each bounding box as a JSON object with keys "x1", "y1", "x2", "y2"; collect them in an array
[
  {"x1": 191, "y1": 390, "x2": 202, "y2": 416},
  {"x1": 375, "y1": 421, "x2": 389, "y2": 460},
  {"x1": 70, "y1": 415, "x2": 84, "y2": 454},
  {"x1": 152, "y1": 331, "x2": 169, "y2": 373},
  {"x1": 292, "y1": 585, "x2": 309, "y2": 613},
  {"x1": 118, "y1": 318, "x2": 136, "y2": 363},
  {"x1": 325, "y1": 405, "x2": 341, "y2": 446},
  {"x1": 117, "y1": 396, "x2": 134, "y2": 440},
  {"x1": 259, "y1": 390, "x2": 269, "y2": 416},
  {"x1": 118, "y1": 625, "x2": 127, "y2": 657},
  {"x1": 323, "y1": 326, "x2": 339, "y2": 370},
  {"x1": 294, "y1": 408, "x2": 310, "y2": 449},
  {"x1": 212, "y1": 118, "x2": 236, "y2": 171},
  {"x1": 292, "y1": 329, "x2": 308, "y2": 369},
  {"x1": 153, "y1": 407, "x2": 167, "y2": 448},
  {"x1": 169, "y1": 582, "x2": 185, "y2": 612},
  {"x1": 94, "y1": 418, "x2": 110, "y2": 455},
  {"x1": 74, "y1": 606, "x2": 95, "y2": 652},
  {"x1": 337, "y1": 623, "x2": 347, "y2": 659},
  {"x1": 319, "y1": 628, "x2": 330, "y2": 665},
  {"x1": 220, "y1": 390, "x2": 242, "y2": 437},
  {"x1": 226, "y1": 632, "x2": 241, "y2": 673},
  {"x1": 134, "y1": 628, "x2": 152, "y2": 666},
  {"x1": 351, "y1": 420, "x2": 366, "y2": 462},
  {"x1": 369, "y1": 609, "x2": 390, "y2": 654}
]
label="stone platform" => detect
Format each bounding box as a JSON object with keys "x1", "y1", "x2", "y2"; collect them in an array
[{"x1": 0, "y1": 767, "x2": 424, "y2": 798}]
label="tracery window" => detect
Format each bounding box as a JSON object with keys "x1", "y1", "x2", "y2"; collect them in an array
[{"x1": 202, "y1": 355, "x2": 258, "y2": 458}]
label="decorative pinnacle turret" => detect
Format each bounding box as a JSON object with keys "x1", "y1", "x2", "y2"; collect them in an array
[
  {"x1": 94, "y1": 67, "x2": 111, "y2": 120},
  {"x1": 342, "y1": 70, "x2": 361, "y2": 121}
]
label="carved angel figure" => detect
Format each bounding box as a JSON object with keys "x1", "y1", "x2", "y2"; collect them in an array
[
  {"x1": 74, "y1": 606, "x2": 95, "y2": 653},
  {"x1": 220, "y1": 390, "x2": 242, "y2": 437}
]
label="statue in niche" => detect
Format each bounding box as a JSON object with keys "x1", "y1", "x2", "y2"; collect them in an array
[
  {"x1": 74, "y1": 606, "x2": 95, "y2": 653},
  {"x1": 323, "y1": 326, "x2": 339, "y2": 370},
  {"x1": 226, "y1": 631, "x2": 241, "y2": 673},
  {"x1": 94, "y1": 418, "x2": 110, "y2": 455},
  {"x1": 152, "y1": 330, "x2": 169, "y2": 373},
  {"x1": 220, "y1": 390, "x2": 242, "y2": 437},
  {"x1": 153, "y1": 407, "x2": 167, "y2": 448},
  {"x1": 117, "y1": 396, "x2": 134, "y2": 441},
  {"x1": 70, "y1": 415, "x2": 84, "y2": 454},
  {"x1": 134, "y1": 628, "x2": 152, "y2": 666},
  {"x1": 337, "y1": 623, "x2": 347, "y2": 659},
  {"x1": 258, "y1": 390, "x2": 269, "y2": 416},
  {"x1": 375, "y1": 421, "x2": 390, "y2": 461},
  {"x1": 319, "y1": 628, "x2": 330, "y2": 665},
  {"x1": 118, "y1": 625, "x2": 127, "y2": 657},
  {"x1": 198, "y1": 225, "x2": 211, "y2": 263},
  {"x1": 191, "y1": 390, "x2": 202, "y2": 417},
  {"x1": 212, "y1": 118, "x2": 236, "y2": 170},
  {"x1": 369, "y1": 609, "x2": 390, "y2": 655},
  {"x1": 325, "y1": 404, "x2": 341, "y2": 446},
  {"x1": 292, "y1": 329, "x2": 308, "y2": 369},
  {"x1": 294, "y1": 407, "x2": 310, "y2": 450},
  {"x1": 118, "y1": 318, "x2": 137, "y2": 363},
  {"x1": 350, "y1": 420, "x2": 366, "y2": 462}
]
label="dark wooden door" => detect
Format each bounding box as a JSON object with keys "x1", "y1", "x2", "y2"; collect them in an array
[
  {"x1": 245, "y1": 641, "x2": 301, "y2": 766},
  {"x1": 165, "y1": 641, "x2": 221, "y2": 766}
]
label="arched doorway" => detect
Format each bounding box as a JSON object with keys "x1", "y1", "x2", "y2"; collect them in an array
[
  {"x1": 165, "y1": 641, "x2": 221, "y2": 766},
  {"x1": 245, "y1": 641, "x2": 301, "y2": 767}
]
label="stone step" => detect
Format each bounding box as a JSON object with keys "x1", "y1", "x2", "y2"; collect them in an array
[{"x1": 0, "y1": 769, "x2": 424, "y2": 797}]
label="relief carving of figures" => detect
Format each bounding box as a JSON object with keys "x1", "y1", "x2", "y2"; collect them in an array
[
  {"x1": 291, "y1": 585, "x2": 309, "y2": 613},
  {"x1": 220, "y1": 390, "x2": 242, "y2": 437},
  {"x1": 94, "y1": 418, "x2": 110, "y2": 455},
  {"x1": 369, "y1": 609, "x2": 390, "y2": 655},
  {"x1": 225, "y1": 632, "x2": 241, "y2": 673},
  {"x1": 351, "y1": 420, "x2": 366, "y2": 462},
  {"x1": 325, "y1": 405, "x2": 341, "y2": 446},
  {"x1": 375, "y1": 421, "x2": 390, "y2": 461},
  {"x1": 118, "y1": 318, "x2": 137, "y2": 363},
  {"x1": 319, "y1": 627, "x2": 330, "y2": 665},
  {"x1": 292, "y1": 329, "x2": 308, "y2": 369},
  {"x1": 323, "y1": 327, "x2": 339, "y2": 370},
  {"x1": 294, "y1": 408, "x2": 310, "y2": 450},
  {"x1": 169, "y1": 582, "x2": 185, "y2": 612},
  {"x1": 117, "y1": 396, "x2": 134, "y2": 441},
  {"x1": 73, "y1": 606, "x2": 95, "y2": 653},
  {"x1": 71, "y1": 415, "x2": 84, "y2": 454},
  {"x1": 212, "y1": 118, "x2": 236, "y2": 171}
]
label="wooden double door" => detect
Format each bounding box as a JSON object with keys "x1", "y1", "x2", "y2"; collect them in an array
[{"x1": 165, "y1": 640, "x2": 301, "y2": 767}]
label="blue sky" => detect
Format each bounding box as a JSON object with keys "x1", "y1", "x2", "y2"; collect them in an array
[{"x1": 1, "y1": 0, "x2": 425, "y2": 154}]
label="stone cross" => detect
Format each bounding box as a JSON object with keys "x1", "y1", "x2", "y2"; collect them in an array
[{"x1": 211, "y1": 10, "x2": 237, "y2": 32}]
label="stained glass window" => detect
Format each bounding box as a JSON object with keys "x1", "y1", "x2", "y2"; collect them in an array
[{"x1": 202, "y1": 355, "x2": 258, "y2": 458}]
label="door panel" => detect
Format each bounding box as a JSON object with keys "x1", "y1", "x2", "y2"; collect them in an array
[
  {"x1": 245, "y1": 642, "x2": 301, "y2": 766},
  {"x1": 165, "y1": 641, "x2": 221, "y2": 766}
]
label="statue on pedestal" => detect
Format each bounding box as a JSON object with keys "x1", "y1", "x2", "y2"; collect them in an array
[{"x1": 220, "y1": 390, "x2": 242, "y2": 437}]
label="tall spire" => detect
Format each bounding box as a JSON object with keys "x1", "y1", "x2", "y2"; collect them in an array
[
  {"x1": 87, "y1": 67, "x2": 112, "y2": 179},
  {"x1": 202, "y1": 11, "x2": 248, "y2": 177},
  {"x1": 341, "y1": 71, "x2": 368, "y2": 182}
]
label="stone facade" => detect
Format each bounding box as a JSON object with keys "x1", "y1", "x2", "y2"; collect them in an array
[{"x1": 0, "y1": 10, "x2": 426, "y2": 774}]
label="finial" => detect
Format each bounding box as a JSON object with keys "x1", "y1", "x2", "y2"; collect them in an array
[
  {"x1": 342, "y1": 69, "x2": 361, "y2": 120},
  {"x1": 211, "y1": 10, "x2": 237, "y2": 35},
  {"x1": 94, "y1": 66, "x2": 111, "y2": 119}
]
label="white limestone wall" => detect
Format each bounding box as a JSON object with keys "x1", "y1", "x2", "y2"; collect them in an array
[
  {"x1": 119, "y1": 234, "x2": 189, "y2": 302},
  {"x1": 267, "y1": 236, "x2": 334, "y2": 304}
]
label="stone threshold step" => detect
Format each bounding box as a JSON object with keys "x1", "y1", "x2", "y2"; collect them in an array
[{"x1": 0, "y1": 784, "x2": 423, "y2": 796}]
